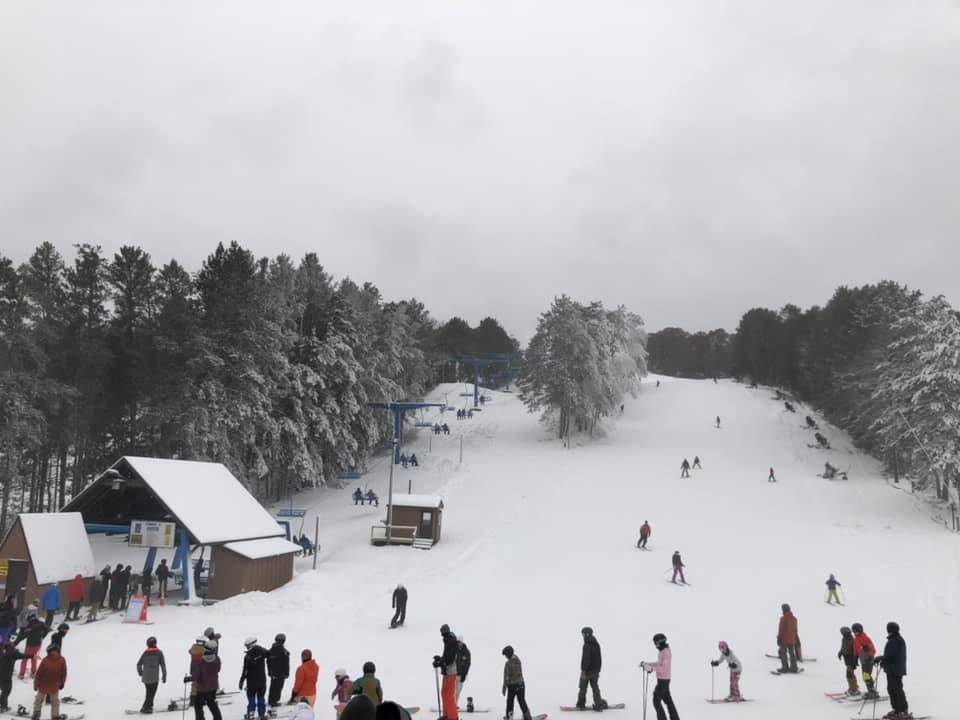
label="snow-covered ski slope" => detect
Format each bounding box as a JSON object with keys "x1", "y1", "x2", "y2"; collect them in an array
[{"x1": 71, "y1": 377, "x2": 957, "y2": 719}]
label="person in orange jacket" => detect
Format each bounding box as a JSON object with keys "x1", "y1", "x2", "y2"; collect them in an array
[
  {"x1": 291, "y1": 649, "x2": 318, "y2": 707},
  {"x1": 851, "y1": 623, "x2": 878, "y2": 699},
  {"x1": 776, "y1": 604, "x2": 798, "y2": 674},
  {"x1": 32, "y1": 646, "x2": 66, "y2": 720}
]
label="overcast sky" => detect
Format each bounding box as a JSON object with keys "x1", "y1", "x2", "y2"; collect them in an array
[{"x1": 2, "y1": 1, "x2": 959, "y2": 342}]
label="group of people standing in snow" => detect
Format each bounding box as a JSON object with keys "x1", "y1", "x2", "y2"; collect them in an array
[{"x1": 837, "y1": 621, "x2": 911, "y2": 718}]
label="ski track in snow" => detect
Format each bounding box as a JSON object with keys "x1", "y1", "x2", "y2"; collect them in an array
[{"x1": 65, "y1": 377, "x2": 956, "y2": 720}]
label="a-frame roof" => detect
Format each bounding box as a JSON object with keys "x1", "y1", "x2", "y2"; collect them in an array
[{"x1": 9, "y1": 513, "x2": 97, "y2": 583}]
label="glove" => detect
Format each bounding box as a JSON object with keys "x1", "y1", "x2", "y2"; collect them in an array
[
  {"x1": 432, "y1": 655, "x2": 443, "y2": 669},
  {"x1": 239, "y1": 682, "x2": 245, "y2": 690},
  {"x1": 838, "y1": 651, "x2": 843, "y2": 660},
  {"x1": 502, "y1": 686, "x2": 506, "y2": 697},
  {"x1": 183, "y1": 675, "x2": 192, "y2": 684},
  {"x1": 710, "y1": 660, "x2": 719, "y2": 667}
]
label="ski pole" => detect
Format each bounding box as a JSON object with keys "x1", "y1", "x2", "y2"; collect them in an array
[
  {"x1": 434, "y1": 665, "x2": 442, "y2": 719},
  {"x1": 710, "y1": 664, "x2": 715, "y2": 703},
  {"x1": 642, "y1": 667, "x2": 649, "y2": 720}
]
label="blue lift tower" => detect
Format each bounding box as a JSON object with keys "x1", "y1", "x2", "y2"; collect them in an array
[{"x1": 369, "y1": 401, "x2": 444, "y2": 463}]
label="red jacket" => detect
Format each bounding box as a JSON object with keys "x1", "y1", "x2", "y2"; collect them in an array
[
  {"x1": 778, "y1": 611, "x2": 798, "y2": 645},
  {"x1": 639, "y1": 523, "x2": 651, "y2": 539},
  {"x1": 853, "y1": 633, "x2": 876, "y2": 658},
  {"x1": 34, "y1": 651, "x2": 66, "y2": 694},
  {"x1": 67, "y1": 576, "x2": 85, "y2": 604}
]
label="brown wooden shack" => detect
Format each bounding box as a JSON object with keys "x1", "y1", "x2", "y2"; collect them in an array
[
  {"x1": 63, "y1": 456, "x2": 301, "y2": 601},
  {"x1": 371, "y1": 494, "x2": 443, "y2": 548},
  {"x1": 0, "y1": 513, "x2": 96, "y2": 610}
]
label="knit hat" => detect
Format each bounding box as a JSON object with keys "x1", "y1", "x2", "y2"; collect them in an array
[
  {"x1": 302, "y1": 649, "x2": 312, "y2": 661},
  {"x1": 886, "y1": 621, "x2": 900, "y2": 634},
  {"x1": 581, "y1": 627, "x2": 593, "y2": 636},
  {"x1": 440, "y1": 624, "x2": 450, "y2": 634},
  {"x1": 340, "y1": 695, "x2": 376, "y2": 720},
  {"x1": 502, "y1": 646, "x2": 514, "y2": 658}
]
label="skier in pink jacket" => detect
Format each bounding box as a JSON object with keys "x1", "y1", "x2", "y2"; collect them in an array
[{"x1": 640, "y1": 634, "x2": 679, "y2": 720}]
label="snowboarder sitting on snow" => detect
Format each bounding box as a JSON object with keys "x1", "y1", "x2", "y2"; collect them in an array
[
  {"x1": 501, "y1": 645, "x2": 531, "y2": 720},
  {"x1": 776, "y1": 604, "x2": 799, "y2": 673},
  {"x1": 805, "y1": 415, "x2": 817, "y2": 428},
  {"x1": 353, "y1": 488, "x2": 365, "y2": 506},
  {"x1": 823, "y1": 463, "x2": 837, "y2": 479},
  {"x1": 851, "y1": 623, "x2": 878, "y2": 699},
  {"x1": 137, "y1": 635, "x2": 167, "y2": 713},
  {"x1": 838, "y1": 627, "x2": 859, "y2": 696},
  {"x1": 825, "y1": 574, "x2": 842, "y2": 605},
  {"x1": 670, "y1": 552, "x2": 685, "y2": 584},
  {"x1": 710, "y1": 641, "x2": 743, "y2": 702},
  {"x1": 575, "y1": 627, "x2": 605, "y2": 711},
  {"x1": 390, "y1": 584, "x2": 407, "y2": 628},
  {"x1": 640, "y1": 633, "x2": 679, "y2": 720},
  {"x1": 680, "y1": 459, "x2": 690, "y2": 478},
  {"x1": 240, "y1": 636, "x2": 269, "y2": 720},
  {"x1": 692, "y1": 456, "x2": 702, "y2": 470},
  {"x1": 365, "y1": 490, "x2": 379, "y2": 507},
  {"x1": 351, "y1": 661, "x2": 382, "y2": 706},
  {"x1": 637, "y1": 521, "x2": 651, "y2": 549}
]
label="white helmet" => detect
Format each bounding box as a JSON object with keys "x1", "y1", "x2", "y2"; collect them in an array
[{"x1": 335, "y1": 668, "x2": 347, "y2": 677}]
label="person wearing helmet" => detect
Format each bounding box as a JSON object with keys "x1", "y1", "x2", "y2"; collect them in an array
[
  {"x1": 188, "y1": 637, "x2": 207, "y2": 707},
  {"x1": 202, "y1": 628, "x2": 220, "y2": 656},
  {"x1": 137, "y1": 636, "x2": 167, "y2": 713},
  {"x1": 501, "y1": 646, "x2": 531, "y2": 720},
  {"x1": 838, "y1": 627, "x2": 859, "y2": 696},
  {"x1": 851, "y1": 623, "x2": 878, "y2": 699},
  {"x1": 434, "y1": 625, "x2": 458, "y2": 720},
  {"x1": 640, "y1": 634, "x2": 679, "y2": 720},
  {"x1": 48, "y1": 624, "x2": 69, "y2": 654},
  {"x1": 874, "y1": 622, "x2": 908, "y2": 719},
  {"x1": 331, "y1": 668, "x2": 353, "y2": 711},
  {"x1": 192, "y1": 640, "x2": 223, "y2": 720},
  {"x1": 351, "y1": 662, "x2": 382, "y2": 706},
  {"x1": 390, "y1": 585, "x2": 408, "y2": 628},
  {"x1": 239, "y1": 637, "x2": 268, "y2": 720},
  {"x1": 267, "y1": 634, "x2": 290, "y2": 708},
  {"x1": 776, "y1": 604, "x2": 799, "y2": 673},
  {"x1": 575, "y1": 627, "x2": 605, "y2": 711},
  {"x1": 291, "y1": 650, "x2": 318, "y2": 707},
  {"x1": 710, "y1": 640, "x2": 743, "y2": 702}
]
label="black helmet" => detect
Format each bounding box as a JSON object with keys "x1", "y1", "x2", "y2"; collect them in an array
[
  {"x1": 851, "y1": 623, "x2": 863, "y2": 634},
  {"x1": 840, "y1": 626, "x2": 852, "y2": 635},
  {"x1": 57, "y1": 623, "x2": 69, "y2": 633},
  {"x1": 362, "y1": 661, "x2": 376, "y2": 674},
  {"x1": 502, "y1": 645, "x2": 514, "y2": 658},
  {"x1": 652, "y1": 633, "x2": 667, "y2": 648},
  {"x1": 147, "y1": 636, "x2": 157, "y2": 647},
  {"x1": 275, "y1": 633, "x2": 286, "y2": 644},
  {"x1": 886, "y1": 621, "x2": 900, "y2": 634},
  {"x1": 781, "y1": 603, "x2": 791, "y2": 612},
  {"x1": 581, "y1": 626, "x2": 593, "y2": 636}
]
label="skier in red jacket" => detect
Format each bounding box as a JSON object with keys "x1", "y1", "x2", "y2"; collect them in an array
[
  {"x1": 637, "y1": 522, "x2": 651, "y2": 549},
  {"x1": 851, "y1": 624, "x2": 878, "y2": 699}
]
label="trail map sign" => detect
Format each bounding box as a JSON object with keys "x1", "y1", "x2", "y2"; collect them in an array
[{"x1": 129, "y1": 520, "x2": 176, "y2": 548}]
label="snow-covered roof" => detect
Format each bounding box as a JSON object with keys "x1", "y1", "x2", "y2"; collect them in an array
[
  {"x1": 222, "y1": 537, "x2": 302, "y2": 560},
  {"x1": 389, "y1": 494, "x2": 444, "y2": 509},
  {"x1": 18, "y1": 513, "x2": 96, "y2": 584},
  {"x1": 118, "y1": 457, "x2": 284, "y2": 545}
]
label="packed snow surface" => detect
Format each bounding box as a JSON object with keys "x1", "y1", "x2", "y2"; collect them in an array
[
  {"x1": 17, "y1": 512, "x2": 96, "y2": 584},
  {"x1": 50, "y1": 379, "x2": 958, "y2": 719},
  {"x1": 118, "y1": 456, "x2": 286, "y2": 544}
]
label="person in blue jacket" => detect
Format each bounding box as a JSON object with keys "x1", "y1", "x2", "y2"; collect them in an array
[
  {"x1": 41, "y1": 584, "x2": 60, "y2": 628},
  {"x1": 875, "y1": 621, "x2": 908, "y2": 719}
]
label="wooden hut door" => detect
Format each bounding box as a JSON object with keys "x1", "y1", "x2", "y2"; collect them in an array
[
  {"x1": 2, "y1": 560, "x2": 29, "y2": 608},
  {"x1": 418, "y1": 512, "x2": 433, "y2": 539}
]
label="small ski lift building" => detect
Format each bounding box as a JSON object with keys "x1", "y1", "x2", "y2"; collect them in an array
[
  {"x1": 0, "y1": 513, "x2": 97, "y2": 610},
  {"x1": 371, "y1": 494, "x2": 444, "y2": 549},
  {"x1": 62, "y1": 457, "x2": 301, "y2": 601}
]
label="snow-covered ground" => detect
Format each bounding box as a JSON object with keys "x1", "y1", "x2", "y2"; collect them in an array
[{"x1": 52, "y1": 377, "x2": 957, "y2": 719}]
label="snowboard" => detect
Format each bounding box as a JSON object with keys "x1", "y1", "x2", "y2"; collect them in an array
[
  {"x1": 430, "y1": 709, "x2": 491, "y2": 714},
  {"x1": 559, "y1": 705, "x2": 624, "y2": 712},
  {"x1": 766, "y1": 654, "x2": 816, "y2": 662},
  {"x1": 705, "y1": 699, "x2": 754, "y2": 704},
  {"x1": 770, "y1": 669, "x2": 804, "y2": 675},
  {"x1": 852, "y1": 717, "x2": 929, "y2": 720},
  {"x1": 127, "y1": 701, "x2": 233, "y2": 715},
  {"x1": 335, "y1": 705, "x2": 418, "y2": 715},
  {"x1": 61, "y1": 698, "x2": 83, "y2": 705}
]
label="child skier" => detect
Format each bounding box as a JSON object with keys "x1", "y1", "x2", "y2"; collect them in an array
[
  {"x1": 851, "y1": 624, "x2": 878, "y2": 699},
  {"x1": 710, "y1": 641, "x2": 743, "y2": 702},
  {"x1": 692, "y1": 456, "x2": 702, "y2": 469},
  {"x1": 640, "y1": 634, "x2": 679, "y2": 720},
  {"x1": 680, "y1": 460, "x2": 690, "y2": 478},
  {"x1": 670, "y1": 552, "x2": 686, "y2": 584},
  {"x1": 825, "y1": 574, "x2": 843, "y2": 605},
  {"x1": 838, "y1": 627, "x2": 859, "y2": 696},
  {"x1": 351, "y1": 661, "x2": 382, "y2": 705},
  {"x1": 331, "y1": 668, "x2": 353, "y2": 708}
]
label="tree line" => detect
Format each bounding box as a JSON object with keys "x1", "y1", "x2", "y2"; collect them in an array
[
  {"x1": 0, "y1": 241, "x2": 517, "y2": 527},
  {"x1": 650, "y1": 281, "x2": 959, "y2": 498}
]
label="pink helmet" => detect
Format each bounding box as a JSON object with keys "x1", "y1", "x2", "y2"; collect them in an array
[{"x1": 718, "y1": 641, "x2": 729, "y2": 653}]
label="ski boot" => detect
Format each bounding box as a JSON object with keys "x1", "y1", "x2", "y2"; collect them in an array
[
  {"x1": 846, "y1": 689, "x2": 861, "y2": 697},
  {"x1": 863, "y1": 690, "x2": 880, "y2": 700},
  {"x1": 503, "y1": 712, "x2": 513, "y2": 720},
  {"x1": 724, "y1": 695, "x2": 741, "y2": 702}
]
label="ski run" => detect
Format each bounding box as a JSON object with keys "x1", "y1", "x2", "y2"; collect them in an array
[{"x1": 4, "y1": 377, "x2": 952, "y2": 720}]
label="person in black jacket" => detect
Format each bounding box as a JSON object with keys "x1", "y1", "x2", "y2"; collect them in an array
[
  {"x1": 433, "y1": 624, "x2": 459, "y2": 720},
  {"x1": 875, "y1": 621, "x2": 908, "y2": 718},
  {"x1": 119, "y1": 565, "x2": 132, "y2": 609},
  {"x1": 98, "y1": 566, "x2": 112, "y2": 609},
  {"x1": 109, "y1": 564, "x2": 123, "y2": 610},
  {"x1": 87, "y1": 578, "x2": 104, "y2": 622},
  {"x1": 0, "y1": 641, "x2": 27, "y2": 710},
  {"x1": 240, "y1": 637, "x2": 268, "y2": 720},
  {"x1": 576, "y1": 627, "x2": 605, "y2": 711},
  {"x1": 48, "y1": 623, "x2": 68, "y2": 654},
  {"x1": 155, "y1": 559, "x2": 171, "y2": 602},
  {"x1": 13, "y1": 616, "x2": 48, "y2": 679},
  {"x1": 390, "y1": 585, "x2": 407, "y2": 628},
  {"x1": 266, "y1": 634, "x2": 290, "y2": 708},
  {"x1": 455, "y1": 635, "x2": 471, "y2": 703}
]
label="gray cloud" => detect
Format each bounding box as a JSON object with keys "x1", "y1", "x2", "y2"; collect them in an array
[{"x1": 1, "y1": 1, "x2": 959, "y2": 342}]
